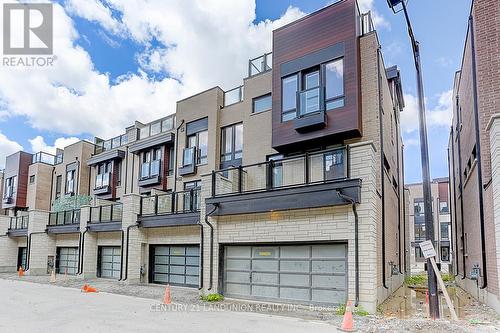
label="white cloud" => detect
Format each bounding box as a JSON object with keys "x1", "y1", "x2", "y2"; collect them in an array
[
  {"x1": 357, "y1": 0, "x2": 390, "y2": 30},
  {"x1": 0, "y1": 1, "x2": 304, "y2": 141},
  {"x1": 401, "y1": 89, "x2": 454, "y2": 134},
  {"x1": 0, "y1": 132, "x2": 23, "y2": 169},
  {"x1": 29, "y1": 136, "x2": 80, "y2": 155}
]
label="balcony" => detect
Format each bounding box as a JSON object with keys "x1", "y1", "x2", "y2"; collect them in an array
[
  {"x1": 47, "y1": 209, "x2": 81, "y2": 234},
  {"x1": 94, "y1": 172, "x2": 111, "y2": 195},
  {"x1": 138, "y1": 189, "x2": 201, "y2": 228},
  {"x1": 206, "y1": 147, "x2": 361, "y2": 216},
  {"x1": 7, "y1": 216, "x2": 29, "y2": 237},
  {"x1": 95, "y1": 134, "x2": 128, "y2": 155},
  {"x1": 138, "y1": 160, "x2": 161, "y2": 187},
  {"x1": 294, "y1": 87, "x2": 327, "y2": 132},
  {"x1": 179, "y1": 147, "x2": 197, "y2": 176},
  {"x1": 32, "y1": 152, "x2": 56, "y2": 165},
  {"x1": 248, "y1": 52, "x2": 272, "y2": 77},
  {"x1": 138, "y1": 115, "x2": 175, "y2": 140},
  {"x1": 224, "y1": 86, "x2": 244, "y2": 107},
  {"x1": 3, "y1": 196, "x2": 13, "y2": 205},
  {"x1": 88, "y1": 204, "x2": 123, "y2": 232}
]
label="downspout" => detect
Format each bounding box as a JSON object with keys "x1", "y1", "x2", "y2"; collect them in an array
[
  {"x1": 130, "y1": 154, "x2": 135, "y2": 194},
  {"x1": 77, "y1": 232, "x2": 82, "y2": 274},
  {"x1": 123, "y1": 223, "x2": 139, "y2": 281},
  {"x1": 448, "y1": 134, "x2": 459, "y2": 277},
  {"x1": 119, "y1": 230, "x2": 125, "y2": 281},
  {"x1": 26, "y1": 231, "x2": 46, "y2": 271},
  {"x1": 456, "y1": 94, "x2": 466, "y2": 279},
  {"x1": 337, "y1": 190, "x2": 359, "y2": 307},
  {"x1": 396, "y1": 116, "x2": 402, "y2": 274},
  {"x1": 469, "y1": 14, "x2": 487, "y2": 289},
  {"x1": 205, "y1": 203, "x2": 218, "y2": 290},
  {"x1": 197, "y1": 220, "x2": 204, "y2": 290},
  {"x1": 124, "y1": 147, "x2": 129, "y2": 195},
  {"x1": 173, "y1": 120, "x2": 185, "y2": 193},
  {"x1": 402, "y1": 145, "x2": 407, "y2": 274},
  {"x1": 377, "y1": 46, "x2": 388, "y2": 289},
  {"x1": 78, "y1": 228, "x2": 88, "y2": 275}
]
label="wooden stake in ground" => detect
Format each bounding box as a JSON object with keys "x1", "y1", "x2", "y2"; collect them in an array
[{"x1": 419, "y1": 240, "x2": 459, "y2": 321}]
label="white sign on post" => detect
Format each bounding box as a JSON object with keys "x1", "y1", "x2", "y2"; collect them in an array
[{"x1": 419, "y1": 240, "x2": 436, "y2": 258}]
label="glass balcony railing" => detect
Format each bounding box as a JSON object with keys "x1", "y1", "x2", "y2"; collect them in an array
[
  {"x1": 95, "y1": 172, "x2": 111, "y2": 189},
  {"x1": 248, "y1": 52, "x2": 272, "y2": 77},
  {"x1": 9, "y1": 216, "x2": 29, "y2": 230},
  {"x1": 48, "y1": 209, "x2": 81, "y2": 226},
  {"x1": 95, "y1": 133, "x2": 128, "y2": 154},
  {"x1": 138, "y1": 115, "x2": 175, "y2": 140},
  {"x1": 32, "y1": 152, "x2": 56, "y2": 165},
  {"x1": 140, "y1": 160, "x2": 161, "y2": 180},
  {"x1": 140, "y1": 189, "x2": 201, "y2": 216},
  {"x1": 89, "y1": 204, "x2": 122, "y2": 223},
  {"x1": 182, "y1": 147, "x2": 196, "y2": 167},
  {"x1": 224, "y1": 86, "x2": 244, "y2": 107},
  {"x1": 298, "y1": 87, "x2": 323, "y2": 116},
  {"x1": 211, "y1": 147, "x2": 348, "y2": 197}
]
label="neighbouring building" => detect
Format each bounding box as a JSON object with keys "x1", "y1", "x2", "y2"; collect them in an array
[
  {"x1": 448, "y1": 0, "x2": 500, "y2": 313},
  {"x1": 407, "y1": 178, "x2": 452, "y2": 274},
  {"x1": 0, "y1": 0, "x2": 408, "y2": 313}
]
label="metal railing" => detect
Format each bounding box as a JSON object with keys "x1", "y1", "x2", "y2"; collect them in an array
[
  {"x1": 95, "y1": 133, "x2": 128, "y2": 154},
  {"x1": 248, "y1": 52, "x2": 272, "y2": 77},
  {"x1": 89, "y1": 204, "x2": 123, "y2": 223},
  {"x1": 9, "y1": 216, "x2": 29, "y2": 230},
  {"x1": 140, "y1": 189, "x2": 201, "y2": 216},
  {"x1": 224, "y1": 86, "x2": 244, "y2": 107},
  {"x1": 48, "y1": 209, "x2": 81, "y2": 226},
  {"x1": 138, "y1": 115, "x2": 176, "y2": 140},
  {"x1": 298, "y1": 86, "x2": 324, "y2": 116},
  {"x1": 32, "y1": 152, "x2": 56, "y2": 165},
  {"x1": 360, "y1": 12, "x2": 375, "y2": 35},
  {"x1": 211, "y1": 147, "x2": 348, "y2": 197},
  {"x1": 95, "y1": 172, "x2": 111, "y2": 189}
]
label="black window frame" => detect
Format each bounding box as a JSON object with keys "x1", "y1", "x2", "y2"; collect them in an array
[
  {"x1": 220, "y1": 123, "x2": 243, "y2": 168},
  {"x1": 65, "y1": 170, "x2": 75, "y2": 195},
  {"x1": 29, "y1": 175, "x2": 35, "y2": 184},
  {"x1": 186, "y1": 130, "x2": 208, "y2": 166},
  {"x1": 140, "y1": 147, "x2": 162, "y2": 180},
  {"x1": 252, "y1": 93, "x2": 272, "y2": 114},
  {"x1": 55, "y1": 175, "x2": 62, "y2": 199}
]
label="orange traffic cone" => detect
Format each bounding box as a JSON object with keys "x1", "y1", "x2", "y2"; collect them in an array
[
  {"x1": 18, "y1": 266, "x2": 24, "y2": 277},
  {"x1": 340, "y1": 301, "x2": 354, "y2": 332},
  {"x1": 85, "y1": 285, "x2": 97, "y2": 293},
  {"x1": 81, "y1": 284, "x2": 89, "y2": 292},
  {"x1": 163, "y1": 285, "x2": 171, "y2": 304}
]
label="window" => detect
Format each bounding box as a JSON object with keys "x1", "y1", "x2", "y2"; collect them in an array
[
  {"x1": 115, "y1": 161, "x2": 121, "y2": 186},
  {"x1": 29, "y1": 175, "x2": 35, "y2": 184},
  {"x1": 140, "y1": 148, "x2": 161, "y2": 179},
  {"x1": 299, "y1": 69, "x2": 321, "y2": 116},
  {"x1": 183, "y1": 180, "x2": 201, "y2": 211},
  {"x1": 325, "y1": 58, "x2": 344, "y2": 109},
  {"x1": 221, "y1": 123, "x2": 243, "y2": 167},
  {"x1": 4, "y1": 176, "x2": 16, "y2": 198},
  {"x1": 439, "y1": 201, "x2": 449, "y2": 214},
  {"x1": 253, "y1": 94, "x2": 272, "y2": 113},
  {"x1": 55, "y1": 175, "x2": 62, "y2": 199},
  {"x1": 415, "y1": 247, "x2": 425, "y2": 259},
  {"x1": 66, "y1": 170, "x2": 75, "y2": 194},
  {"x1": 414, "y1": 224, "x2": 426, "y2": 241},
  {"x1": 282, "y1": 74, "x2": 298, "y2": 121},
  {"x1": 168, "y1": 147, "x2": 175, "y2": 176},
  {"x1": 324, "y1": 150, "x2": 346, "y2": 180},
  {"x1": 187, "y1": 130, "x2": 208, "y2": 165},
  {"x1": 441, "y1": 246, "x2": 450, "y2": 262},
  {"x1": 440, "y1": 223, "x2": 449, "y2": 240},
  {"x1": 95, "y1": 162, "x2": 111, "y2": 188}
]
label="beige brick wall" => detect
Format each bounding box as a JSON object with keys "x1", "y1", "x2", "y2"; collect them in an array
[{"x1": 0, "y1": 214, "x2": 18, "y2": 272}]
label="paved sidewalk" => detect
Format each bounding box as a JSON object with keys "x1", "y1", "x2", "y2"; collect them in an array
[{"x1": 0, "y1": 278, "x2": 336, "y2": 333}]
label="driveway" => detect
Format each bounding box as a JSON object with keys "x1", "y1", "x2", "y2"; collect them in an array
[{"x1": 0, "y1": 279, "x2": 336, "y2": 333}]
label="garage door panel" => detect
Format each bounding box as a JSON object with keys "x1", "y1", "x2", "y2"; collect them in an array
[
  {"x1": 252, "y1": 259, "x2": 278, "y2": 271},
  {"x1": 57, "y1": 247, "x2": 79, "y2": 275},
  {"x1": 99, "y1": 246, "x2": 121, "y2": 279},
  {"x1": 151, "y1": 245, "x2": 199, "y2": 287},
  {"x1": 223, "y1": 243, "x2": 347, "y2": 305},
  {"x1": 312, "y1": 260, "x2": 346, "y2": 273}
]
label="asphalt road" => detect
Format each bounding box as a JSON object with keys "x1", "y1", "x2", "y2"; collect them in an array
[{"x1": 0, "y1": 279, "x2": 337, "y2": 333}]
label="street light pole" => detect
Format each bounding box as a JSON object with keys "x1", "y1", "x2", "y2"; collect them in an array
[{"x1": 387, "y1": 0, "x2": 440, "y2": 319}]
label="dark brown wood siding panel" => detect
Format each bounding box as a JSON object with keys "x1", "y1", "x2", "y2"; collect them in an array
[
  {"x1": 271, "y1": 0, "x2": 362, "y2": 152},
  {"x1": 161, "y1": 145, "x2": 170, "y2": 191}
]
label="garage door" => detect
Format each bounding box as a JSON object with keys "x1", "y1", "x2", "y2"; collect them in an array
[
  {"x1": 98, "y1": 247, "x2": 121, "y2": 279},
  {"x1": 151, "y1": 245, "x2": 199, "y2": 287},
  {"x1": 57, "y1": 247, "x2": 79, "y2": 275},
  {"x1": 223, "y1": 244, "x2": 347, "y2": 304}
]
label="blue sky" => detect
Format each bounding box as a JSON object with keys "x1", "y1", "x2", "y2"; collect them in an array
[{"x1": 0, "y1": 0, "x2": 472, "y2": 184}]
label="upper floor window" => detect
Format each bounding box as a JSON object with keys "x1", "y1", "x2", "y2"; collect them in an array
[
  {"x1": 55, "y1": 175, "x2": 62, "y2": 199},
  {"x1": 221, "y1": 123, "x2": 243, "y2": 167},
  {"x1": 95, "y1": 162, "x2": 111, "y2": 188},
  {"x1": 4, "y1": 176, "x2": 17, "y2": 198},
  {"x1": 29, "y1": 175, "x2": 35, "y2": 184},
  {"x1": 187, "y1": 130, "x2": 208, "y2": 165},
  {"x1": 281, "y1": 58, "x2": 344, "y2": 122},
  {"x1": 439, "y1": 201, "x2": 449, "y2": 214},
  {"x1": 141, "y1": 148, "x2": 161, "y2": 180},
  {"x1": 253, "y1": 94, "x2": 272, "y2": 114},
  {"x1": 66, "y1": 170, "x2": 75, "y2": 194},
  {"x1": 183, "y1": 180, "x2": 201, "y2": 211},
  {"x1": 440, "y1": 222, "x2": 449, "y2": 240}
]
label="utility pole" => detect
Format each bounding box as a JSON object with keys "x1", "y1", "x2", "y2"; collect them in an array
[{"x1": 386, "y1": 0, "x2": 439, "y2": 318}]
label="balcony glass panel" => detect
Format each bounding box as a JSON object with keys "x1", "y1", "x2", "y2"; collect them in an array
[
  {"x1": 224, "y1": 86, "x2": 243, "y2": 106},
  {"x1": 112, "y1": 204, "x2": 123, "y2": 221},
  {"x1": 162, "y1": 117, "x2": 174, "y2": 131},
  {"x1": 103, "y1": 140, "x2": 112, "y2": 151},
  {"x1": 298, "y1": 87, "x2": 321, "y2": 116},
  {"x1": 141, "y1": 162, "x2": 150, "y2": 179},
  {"x1": 183, "y1": 147, "x2": 195, "y2": 166},
  {"x1": 112, "y1": 136, "x2": 121, "y2": 148},
  {"x1": 150, "y1": 160, "x2": 160, "y2": 176},
  {"x1": 140, "y1": 126, "x2": 150, "y2": 139},
  {"x1": 150, "y1": 122, "x2": 161, "y2": 136}
]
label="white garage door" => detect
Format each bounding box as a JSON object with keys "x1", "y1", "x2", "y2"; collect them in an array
[
  {"x1": 98, "y1": 247, "x2": 121, "y2": 279},
  {"x1": 223, "y1": 244, "x2": 347, "y2": 304},
  {"x1": 57, "y1": 247, "x2": 79, "y2": 275}
]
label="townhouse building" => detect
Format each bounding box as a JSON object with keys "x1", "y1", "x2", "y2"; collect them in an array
[
  {"x1": 407, "y1": 178, "x2": 452, "y2": 274},
  {"x1": 0, "y1": 0, "x2": 407, "y2": 312},
  {"x1": 448, "y1": 0, "x2": 500, "y2": 313}
]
